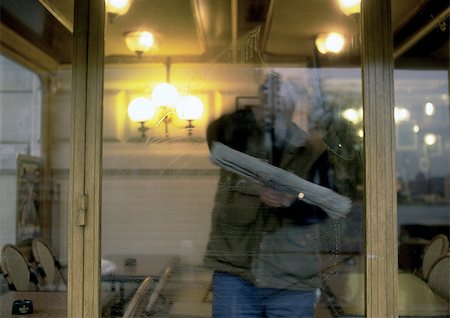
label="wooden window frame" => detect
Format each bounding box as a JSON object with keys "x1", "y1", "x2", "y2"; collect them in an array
[{"x1": 69, "y1": 0, "x2": 397, "y2": 317}]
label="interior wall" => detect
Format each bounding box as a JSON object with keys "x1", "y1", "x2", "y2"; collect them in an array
[{"x1": 50, "y1": 64, "x2": 261, "y2": 265}]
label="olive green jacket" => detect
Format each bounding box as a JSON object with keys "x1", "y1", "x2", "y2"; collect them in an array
[{"x1": 204, "y1": 110, "x2": 329, "y2": 290}]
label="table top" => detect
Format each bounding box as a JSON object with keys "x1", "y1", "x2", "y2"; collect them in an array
[
  {"x1": 102, "y1": 254, "x2": 178, "y2": 280},
  {"x1": 0, "y1": 291, "x2": 116, "y2": 318},
  {"x1": 324, "y1": 272, "x2": 450, "y2": 317},
  {"x1": 0, "y1": 292, "x2": 65, "y2": 317}
]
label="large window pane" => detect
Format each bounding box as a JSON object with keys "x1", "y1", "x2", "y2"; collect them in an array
[
  {"x1": 101, "y1": 1, "x2": 365, "y2": 317},
  {"x1": 0, "y1": 0, "x2": 73, "y2": 315},
  {"x1": 393, "y1": 0, "x2": 450, "y2": 316},
  {"x1": 0, "y1": 53, "x2": 69, "y2": 315}
]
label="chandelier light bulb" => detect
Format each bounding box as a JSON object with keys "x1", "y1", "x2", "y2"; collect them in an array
[
  {"x1": 151, "y1": 83, "x2": 180, "y2": 107},
  {"x1": 127, "y1": 97, "x2": 155, "y2": 122},
  {"x1": 176, "y1": 95, "x2": 204, "y2": 120}
]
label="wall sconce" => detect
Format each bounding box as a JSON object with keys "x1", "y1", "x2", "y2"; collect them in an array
[
  {"x1": 127, "y1": 97, "x2": 155, "y2": 138},
  {"x1": 125, "y1": 31, "x2": 155, "y2": 58},
  {"x1": 338, "y1": 0, "x2": 361, "y2": 16},
  {"x1": 127, "y1": 94, "x2": 204, "y2": 139},
  {"x1": 126, "y1": 58, "x2": 203, "y2": 139},
  {"x1": 176, "y1": 96, "x2": 204, "y2": 136},
  {"x1": 315, "y1": 32, "x2": 345, "y2": 54}
]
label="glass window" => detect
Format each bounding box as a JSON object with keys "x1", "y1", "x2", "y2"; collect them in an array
[
  {"x1": 393, "y1": 0, "x2": 450, "y2": 316},
  {"x1": 0, "y1": 0, "x2": 72, "y2": 315},
  {"x1": 101, "y1": 1, "x2": 364, "y2": 317},
  {"x1": 0, "y1": 53, "x2": 69, "y2": 314}
]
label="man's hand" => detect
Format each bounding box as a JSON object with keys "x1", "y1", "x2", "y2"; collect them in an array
[{"x1": 260, "y1": 187, "x2": 296, "y2": 207}]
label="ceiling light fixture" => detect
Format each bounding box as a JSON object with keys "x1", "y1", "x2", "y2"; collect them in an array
[
  {"x1": 338, "y1": 0, "x2": 361, "y2": 16},
  {"x1": 125, "y1": 31, "x2": 155, "y2": 58},
  {"x1": 105, "y1": 0, "x2": 132, "y2": 20},
  {"x1": 315, "y1": 32, "x2": 345, "y2": 54}
]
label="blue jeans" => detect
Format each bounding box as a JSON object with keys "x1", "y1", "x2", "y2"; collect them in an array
[{"x1": 212, "y1": 272, "x2": 318, "y2": 318}]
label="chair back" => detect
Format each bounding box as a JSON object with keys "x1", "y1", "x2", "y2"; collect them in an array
[
  {"x1": 427, "y1": 253, "x2": 450, "y2": 301},
  {"x1": 32, "y1": 238, "x2": 66, "y2": 289},
  {"x1": 122, "y1": 277, "x2": 153, "y2": 318},
  {"x1": 144, "y1": 265, "x2": 172, "y2": 316},
  {"x1": 0, "y1": 244, "x2": 39, "y2": 291},
  {"x1": 422, "y1": 234, "x2": 449, "y2": 280}
]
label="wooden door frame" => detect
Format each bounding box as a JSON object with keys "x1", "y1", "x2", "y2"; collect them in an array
[{"x1": 68, "y1": 0, "x2": 397, "y2": 316}]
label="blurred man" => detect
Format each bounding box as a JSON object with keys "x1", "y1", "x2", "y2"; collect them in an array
[{"x1": 204, "y1": 71, "x2": 333, "y2": 317}]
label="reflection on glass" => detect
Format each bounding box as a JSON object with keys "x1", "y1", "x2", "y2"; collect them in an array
[
  {"x1": 395, "y1": 69, "x2": 450, "y2": 316},
  {"x1": 0, "y1": 53, "x2": 69, "y2": 314},
  {"x1": 100, "y1": 1, "x2": 365, "y2": 317}
]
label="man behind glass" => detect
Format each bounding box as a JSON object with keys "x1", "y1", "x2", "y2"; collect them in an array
[{"x1": 204, "y1": 71, "x2": 335, "y2": 317}]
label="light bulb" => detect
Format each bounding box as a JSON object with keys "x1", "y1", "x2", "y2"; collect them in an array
[
  {"x1": 424, "y1": 133, "x2": 437, "y2": 146},
  {"x1": 151, "y1": 83, "x2": 180, "y2": 107},
  {"x1": 106, "y1": 0, "x2": 132, "y2": 15},
  {"x1": 176, "y1": 96, "x2": 204, "y2": 120},
  {"x1": 425, "y1": 102, "x2": 435, "y2": 116},
  {"x1": 394, "y1": 107, "x2": 410, "y2": 123},
  {"x1": 125, "y1": 31, "x2": 155, "y2": 56},
  {"x1": 127, "y1": 97, "x2": 155, "y2": 122},
  {"x1": 315, "y1": 32, "x2": 345, "y2": 54},
  {"x1": 338, "y1": 0, "x2": 361, "y2": 16}
]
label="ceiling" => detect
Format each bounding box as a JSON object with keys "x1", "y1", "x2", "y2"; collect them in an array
[{"x1": 0, "y1": 0, "x2": 448, "y2": 68}]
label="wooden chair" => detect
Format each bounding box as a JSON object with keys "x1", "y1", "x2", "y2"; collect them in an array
[
  {"x1": 122, "y1": 277, "x2": 153, "y2": 318},
  {"x1": 31, "y1": 238, "x2": 66, "y2": 290},
  {"x1": 0, "y1": 244, "x2": 40, "y2": 291},
  {"x1": 427, "y1": 253, "x2": 450, "y2": 301},
  {"x1": 421, "y1": 234, "x2": 449, "y2": 281},
  {"x1": 143, "y1": 265, "x2": 172, "y2": 316}
]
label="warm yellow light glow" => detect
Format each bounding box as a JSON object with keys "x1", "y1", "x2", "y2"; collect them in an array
[
  {"x1": 127, "y1": 97, "x2": 155, "y2": 122},
  {"x1": 106, "y1": 0, "x2": 132, "y2": 15},
  {"x1": 394, "y1": 107, "x2": 410, "y2": 123},
  {"x1": 176, "y1": 96, "x2": 204, "y2": 120},
  {"x1": 151, "y1": 83, "x2": 180, "y2": 107},
  {"x1": 425, "y1": 102, "x2": 435, "y2": 116},
  {"x1": 315, "y1": 32, "x2": 345, "y2": 54},
  {"x1": 413, "y1": 125, "x2": 420, "y2": 133},
  {"x1": 338, "y1": 0, "x2": 361, "y2": 16},
  {"x1": 424, "y1": 133, "x2": 437, "y2": 146},
  {"x1": 342, "y1": 108, "x2": 362, "y2": 123},
  {"x1": 125, "y1": 31, "x2": 155, "y2": 56},
  {"x1": 358, "y1": 129, "x2": 364, "y2": 138}
]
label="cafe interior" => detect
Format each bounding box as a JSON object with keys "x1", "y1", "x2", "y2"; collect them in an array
[{"x1": 0, "y1": 0, "x2": 449, "y2": 317}]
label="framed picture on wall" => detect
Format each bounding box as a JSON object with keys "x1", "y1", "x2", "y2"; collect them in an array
[
  {"x1": 236, "y1": 96, "x2": 260, "y2": 111},
  {"x1": 16, "y1": 154, "x2": 42, "y2": 246}
]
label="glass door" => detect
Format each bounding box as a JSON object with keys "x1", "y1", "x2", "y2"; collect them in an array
[{"x1": 100, "y1": 1, "x2": 366, "y2": 317}]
